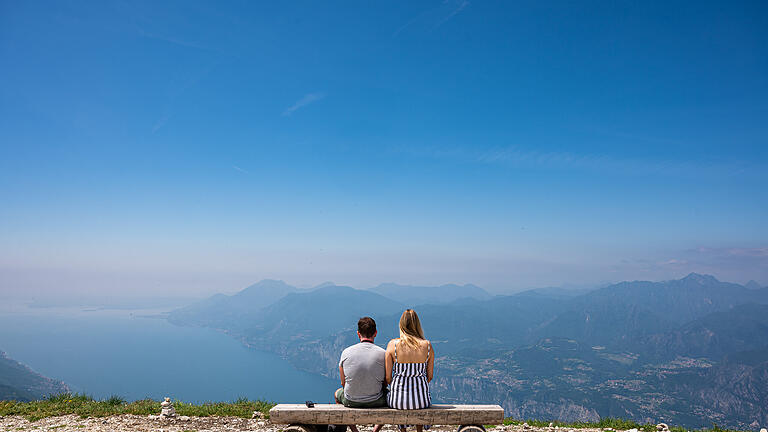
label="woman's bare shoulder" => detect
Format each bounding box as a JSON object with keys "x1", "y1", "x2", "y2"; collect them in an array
[{"x1": 386, "y1": 338, "x2": 400, "y2": 349}]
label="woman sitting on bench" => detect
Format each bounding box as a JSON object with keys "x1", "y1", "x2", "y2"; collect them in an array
[{"x1": 385, "y1": 309, "x2": 434, "y2": 431}]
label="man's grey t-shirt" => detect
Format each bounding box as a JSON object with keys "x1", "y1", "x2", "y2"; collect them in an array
[{"x1": 339, "y1": 341, "x2": 386, "y2": 402}]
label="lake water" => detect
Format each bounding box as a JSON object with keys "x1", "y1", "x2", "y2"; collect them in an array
[{"x1": 0, "y1": 305, "x2": 337, "y2": 403}]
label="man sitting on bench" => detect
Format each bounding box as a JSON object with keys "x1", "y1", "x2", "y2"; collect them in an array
[{"x1": 335, "y1": 316, "x2": 387, "y2": 432}]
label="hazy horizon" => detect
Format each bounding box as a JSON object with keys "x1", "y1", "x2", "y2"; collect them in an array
[{"x1": 0, "y1": 271, "x2": 763, "y2": 309}]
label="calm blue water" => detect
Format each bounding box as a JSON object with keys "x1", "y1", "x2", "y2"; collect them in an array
[{"x1": 0, "y1": 306, "x2": 337, "y2": 403}]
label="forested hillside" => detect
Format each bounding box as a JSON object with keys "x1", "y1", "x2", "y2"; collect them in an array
[{"x1": 0, "y1": 351, "x2": 69, "y2": 401}]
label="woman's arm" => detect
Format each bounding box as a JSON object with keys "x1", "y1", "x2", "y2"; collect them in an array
[
  {"x1": 426, "y1": 341, "x2": 434, "y2": 383},
  {"x1": 385, "y1": 339, "x2": 395, "y2": 385}
]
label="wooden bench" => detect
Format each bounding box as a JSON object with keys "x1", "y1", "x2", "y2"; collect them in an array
[{"x1": 269, "y1": 403, "x2": 504, "y2": 432}]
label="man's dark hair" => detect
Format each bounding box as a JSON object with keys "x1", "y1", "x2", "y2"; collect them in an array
[{"x1": 358, "y1": 317, "x2": 377, "y2": 338}]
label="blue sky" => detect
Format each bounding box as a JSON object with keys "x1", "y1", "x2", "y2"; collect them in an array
[{"x1": 1, "y1": 0, "x2": 767, "y2": 299}]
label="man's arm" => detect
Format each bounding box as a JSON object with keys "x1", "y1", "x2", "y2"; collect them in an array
[
  {"x1": 339, "y1": 349, "x2": 347, "y2": 387},
  {"x1": 385, "y1": 340, "x2": 394, "y2": 385}
]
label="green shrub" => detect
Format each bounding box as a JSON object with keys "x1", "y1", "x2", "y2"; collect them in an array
[{"x1": 104, "y1": 396, "x2": 125, "y2": 406}]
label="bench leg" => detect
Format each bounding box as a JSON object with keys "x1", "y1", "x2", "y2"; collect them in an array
[{"x1": 458, "y1": 425, "x2": 486, "y2": 432}]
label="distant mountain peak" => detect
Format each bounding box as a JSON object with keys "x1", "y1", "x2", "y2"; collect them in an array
[
  {"x1": 312, "y1": 281, "x2": 337, "y2": 289},
  {"x1": 681, "y1": 273, "x2": 719, "y2": 284},
  {"x1": 745, "y1": 280, "x2": 762, "y2": 290},
  {"x1": 252, "y1": 278, "x2": 289, "y2": 285},
  {"x1": 236, "y1": 279, "x2": 295, "y2": 297}
]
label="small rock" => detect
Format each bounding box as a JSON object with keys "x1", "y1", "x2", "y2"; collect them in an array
[
  {"x1": 253, "y1": 411, "x2": 266, "y2": 419},
  {"x1": 656, "y1": 424, "x2": 669, "y2": 432},
  {"x1": 760, "y1": 429, "x2": 766, "y2": 432},
  {"x1": 257, "y1": 420, "x2": 267, "y2": 426},
  {"x1": 627, "y1": 429, "x2": 639, "y2": 432},
  {"x1": 179, "y1": 416, "x2": 190, "y2": 421},
  {"x1": 549, "y1": 423, "x2": 554, "y2": 428},
  {"x1": 523, "y1": 423, "x2": 530, "y2": 430}
]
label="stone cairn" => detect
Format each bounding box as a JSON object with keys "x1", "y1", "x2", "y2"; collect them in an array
[
  {"x1": 160, "y1": 397, "x2": 176, "y2": 418},
  {"x1": 147, "y1": 397, "x2": 191, "y2": 421}
]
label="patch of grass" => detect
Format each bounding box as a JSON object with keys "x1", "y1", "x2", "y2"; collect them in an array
[
  {"x1": 0, "y1": 393, "x2": 274, "y2": 422},
  {"x1": 173, "y1": 398, "x2": 273, "y2": 418},
  {"x1": 105, "y1": 395, "x2": 126, "y2": 406}
]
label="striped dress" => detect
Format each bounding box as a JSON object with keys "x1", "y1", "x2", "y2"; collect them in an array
[{"x1": 388, "y1": 341, "x2": 431, "y2": 409}]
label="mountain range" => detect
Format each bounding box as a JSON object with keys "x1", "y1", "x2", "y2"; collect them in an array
[{"x1": 168, "y1": 274, "x2": 768, "y2": 429}]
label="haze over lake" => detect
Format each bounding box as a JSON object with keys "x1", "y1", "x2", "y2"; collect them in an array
[{"x1": 0, "y1": 305, "x2": 336, "y2": 403}]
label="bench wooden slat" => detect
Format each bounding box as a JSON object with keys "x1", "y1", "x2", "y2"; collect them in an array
[{"x1": 269, "y1": 404, "x2": 504, "y2": 425}]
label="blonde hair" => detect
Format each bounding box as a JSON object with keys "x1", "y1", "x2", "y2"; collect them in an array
[{"x1": 398, "y1": 309, "x2": 425, "y2": 349}]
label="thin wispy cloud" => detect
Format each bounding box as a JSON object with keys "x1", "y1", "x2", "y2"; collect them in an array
[
  {"x1": 282, "y1": 92, "x2": 326, "y2": 116},
  {"x1": 690, "y1": 247, "x2": 768, "y2": 260},
  {"x1": 232, "y1": 165, "x2": 250, "y2": 174},
  {"x1": 151, "y1": 114, "x2": 170, "y2": 134},
  {"x1": 393, "y1": 0, "x2": 470, "y2": 37},
  {"x1": 434, "y1": 0, "x2": 470, "y2": 30},
  {"x1": 393, "y1": 15, "x2": 423, "y2": 38},
  {"x1": 149, "y1": 60, "x2": 220, "y2": 134}
]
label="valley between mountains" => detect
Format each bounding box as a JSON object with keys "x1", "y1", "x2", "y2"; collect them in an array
[{"x1": 167, "y1": 275, "x2": 768, "y2": 430}]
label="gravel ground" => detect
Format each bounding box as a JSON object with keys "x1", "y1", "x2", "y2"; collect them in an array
[{"x1": 0, "y1": 415, "x2": 619, "y2": 432}]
